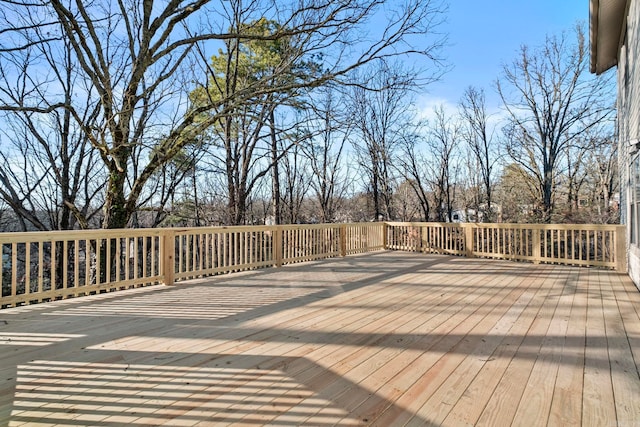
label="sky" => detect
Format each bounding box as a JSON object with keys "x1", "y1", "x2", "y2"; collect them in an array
[{"x1": 420, "y1": 0, "x2": 589, "y2": 115}]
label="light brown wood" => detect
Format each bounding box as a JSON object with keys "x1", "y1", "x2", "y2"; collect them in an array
[
  {"x1": 510, "y1": 267, "x2": 573, "y2": 426},
  {"x1": 599, "y1": 270, "x2": 640, "y2": 425},
  {"x1": 1, "y1": 252, "x2": 638, "y2": 426},
  {"x1": 582, "y1": 269, "x2": 617, "y2": 425},
  {"x1": 161, "y1": 230, "x2": 175, "y2": 286},
  {"x1": 546, "y1": 268, "x2": 587, "y2": 426}
]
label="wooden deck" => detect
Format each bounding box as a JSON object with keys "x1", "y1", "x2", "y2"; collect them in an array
[{"x1": 1, "y1": 251, "x2": 639, "y2": 426}]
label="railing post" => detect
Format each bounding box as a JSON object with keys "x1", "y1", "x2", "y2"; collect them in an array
[
  {"x1": 162, "y1": 229, "x2": 175, "y2": 285},
  {"x1": 382, "y1": 222, "x2": 388, "y2": 250},
  {"x1": 340, "y1": 224, "x2": 347, "y2": 257},
  {"x1": 464, "y1": 224, "x2": 474, "y2": 258},
  {"x1": 616, "y1": 225, "x2": 628, "y2": 272},
  {"x1": 421, "y1": 225, "x2": 429, "y2": 253},
  {"x1": 532, "y1": 228, "x2": 541, "y2": 264},
  {"x1": 274, "y1": 226, "x2": 283, "y2": 267}
]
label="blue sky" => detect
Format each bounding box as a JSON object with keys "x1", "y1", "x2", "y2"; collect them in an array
[{"x1": 421, "y1": 0, "x2": 588, "y2": 113}]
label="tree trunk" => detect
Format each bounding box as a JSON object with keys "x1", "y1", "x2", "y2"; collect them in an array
[
  {"x1": 270, "y1": 110, "x2": 281, "y2": 225},
  {"x1": 102, "y1": 165, "x2": 131, "y2": 229}
]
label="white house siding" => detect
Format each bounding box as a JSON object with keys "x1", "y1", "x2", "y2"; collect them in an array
[{"x1": 619, "y1": 0, "x2": 640, "y2": 289}]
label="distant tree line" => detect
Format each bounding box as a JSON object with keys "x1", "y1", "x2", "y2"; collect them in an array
[{"x1": 0, "y1": 0, "x2": 616, "y2": 231}]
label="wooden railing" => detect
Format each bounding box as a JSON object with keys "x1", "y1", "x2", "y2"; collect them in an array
[
  {"x1": 385, "y1": 222, "x2": 626, "y2": 271},
  {"x1": 0, "y1": 221, "x2": 625, "y2": 308},
  {"x1": 0, "y1": 229, "x2": 165, "y2": 309},
  {"x1": 0, "y1": 223, "x2": 384, "y2": 308},
  {"x1": 170, "y1": 223, "x2": 383, "y2": 282}
]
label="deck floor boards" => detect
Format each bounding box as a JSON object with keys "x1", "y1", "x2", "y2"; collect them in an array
[{"x1": 1, "y1": 251, "x2": 639, "y2": 426}]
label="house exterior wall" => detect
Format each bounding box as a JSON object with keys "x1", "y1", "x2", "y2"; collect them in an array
[{"x1": 619, "y1": 0, "x2": 640, "y2": 289}]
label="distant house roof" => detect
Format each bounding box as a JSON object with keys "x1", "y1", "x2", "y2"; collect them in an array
[{"x1": 589, "y1": 0, "x2": 629, "y2": 74}]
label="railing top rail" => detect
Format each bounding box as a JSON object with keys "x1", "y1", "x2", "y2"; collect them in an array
[
  {"x1": 0, "y1": 221, "x2": 623, "y2": 244},
  {"x1": 172, "y1": 223, "x2": 348, "y2": 235},
  {"x1": 0, "y1": 221, "x2": 623, "y2": 243},
  {"x1": 0, "y1": 228, "x2": 166, "y2": 244},
  {"x1": 0, "y1": 222, "x2": 384, "y2": 243},
  {"x1": 384, "y1": 221, "x2": 623, "y2": 231},
  {"x1": 385, "y1": 222, "x2": 463, "y2": 228}
]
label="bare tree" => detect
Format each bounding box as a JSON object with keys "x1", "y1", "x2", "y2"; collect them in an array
[
  {"x1": 459, "y1": 86, "x2": 499, "y2": 222},
  {"x1": 392, "y1": 180, "x2": 423, "y2": 221},
  {"x1": 563, "y1": 141, "x2": 589, "y2": 216},
  {"x1": 562, "y1": 124, "x2": 618, "y2": 224},
  {"x1": 279, "y1": 141, "x2": 311, "y2": 223},
  {"x1": 496, "y1": 163, "x2": 539, "y2": 222},
  {"x1": 426, "y1": 105, "x2": 461, "y2": 222},
  {"x1": 0, "y1": 0, "x2": 446, "y2": 229},
  {"x1": 457, "y1": 144, "x2": 484, "y2": 222},
  {"x1": 350, "y1": 61, "x2": 421, "y2": 221},
  {"x1": 303, "y1": 85, "x2": 352, "y2": 223},
  {"x1": 397, "y1": 127, "x2": 432, "y2": 221},
  {"x1": 0, "y1": 32, "x2": 104, "y2": 231},
  {"x1": 497, "y1": 24, "x2": 614, "y2": 223},
  {"x1": 589, "y1": 136, "x2": 619, "y2": 223}
]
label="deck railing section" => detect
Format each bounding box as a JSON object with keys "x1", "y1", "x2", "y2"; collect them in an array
[
  {"x1": 170, "y1": 223, "x2": 386, "y2": 282},
  {"x1": 1, "y1": 222, "x2": 626, "y2": 308},
  {"x1": 384, "y1": 222, "x2": 626, "y2": 270},
  {"x1": 281, "y1": 224, "x2": 341, "y2": 263},
  {"x1": 1, "y1": 223, "x2": 385, "y2": 308},
  {"x1": 0, "y1": 229, "x2": 163, "y2": 308},
  {"x1": 344, "y1": 222, "x2": 385, "y2": 255},
  {"x1": 172, "y1": 224, "x2": 346, "y2": 281},
  {"x1": 172, "y1": 227, "x2": 276, "y2": 282},
  {"x1": 386, "y1": 222, "x2": 466, "y2": 255}
]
